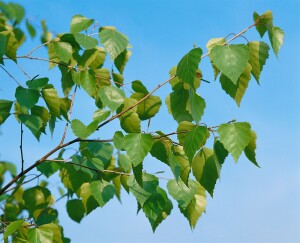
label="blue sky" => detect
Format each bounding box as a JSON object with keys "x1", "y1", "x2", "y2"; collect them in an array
[{"x1": 0, "y1": 0, "x2": 300, "y2": 242}]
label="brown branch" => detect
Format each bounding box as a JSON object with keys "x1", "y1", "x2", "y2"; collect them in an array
[{"x1": 60, "y1": 85, "x2": 78, "y2": 145}]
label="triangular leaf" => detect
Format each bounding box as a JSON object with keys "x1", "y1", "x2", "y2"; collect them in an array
[
  {"x1": 268, "y1": 26, "x2": 284, "y2": 58},
  {"x1": 210, "y1": 44, "x2": 250, "y2": 84},
  {"x1": 66, "y1": 199, "x2": 85, "y2": 223},
  {"x1": 98, "y1": 86, "x2": 125, "y2": 111},
  {"x1": 41, "y1": 87, "x2": 60, "y2": 117},
  {"x1": 15, "y1": 86, "x2": 40, "y2": 109},
  {"x1": 218, "y1": 122, "x2": 251, "y2": 162},
  {"x1": 0, "y1": 99, "x2": 13, "y2": 125},
  {"x1": 253, "y1": 10, "x2": 273, "y2": 38},
  {"x1": 99, "y1": 26, "x2": 129, "y2": 60},
  {"x1": 176, "y1": 47, "x2": 202, "y2": 89},
  {"x1": 142, "y1": 187, "x2": 173, "y2": 232},
  {"x1": 188, "y1": 89, "x2": 206, "y2": 123},
  {"x1": 167, "y1": 179, "x2": 196, "y2": 210},
  {"x1": 244, "y1": 130, "x2": 260, "y2": 167},
  {"x1": 220, "y1": 63, "x2": 252, "y2": 106},
  {"x1": 183, "y1": 126, "x2": 210, "y2": 162},
  {"x1": 124, "y1": 133, "x2": 153, "y2": 167},
  {"x1": 70, "y1": 15, "x2": 94, "y2": 33},
  {"x1": 53, "y1": 41, "x2": 72, "y2": 63},
  {"x1": 74, "y1": 33, "x2": 98, "y2": 50},
  {"x1": 248, "y1": 41, "x2": 270, "y2": 82}
]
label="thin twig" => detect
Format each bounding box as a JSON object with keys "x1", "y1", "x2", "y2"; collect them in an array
[
  {"x1": 0, "y1": 65, "x2": 22, "y2": 86},
  {"x1": 25, "y1": 41, "x2": 51, "y2": 56},
  {"x1": 60, "y1": 85, "x2": 78, "y2": 145},
  {"x1": 16, "y1": 63, "x2": 31, "y2": 79},
  {"x1": 20, "y1": 123, "x2": 24, "y2": 173}
]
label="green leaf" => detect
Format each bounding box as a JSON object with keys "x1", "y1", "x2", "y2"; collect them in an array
[
  {"x1": 60, "y1": 164, "x2": 91, "y2": 193},
  {"x1": 169, "y1": 66, "x2": 201, "y2": 91},
  {"x1": 168, "y1": 149, "x2": 181, "y2": 181},
  {"x1": 66, "y1": 199, "x2": 85, "y2": 223},
  {"x1": 5, "y1": 32, "x2": 18, "y2": 62},
  {"x1": 80, "y1": 70, "x2": 96, "y2": 97},
  {"x1": 150, "y1": 139, "x2": 170, "y2": 165},
  {"x1": 53, "y1": 41, "x2": 72, "y2": 63},
  {"x1": 23, "y1": 186, "x2": 52, "y2": 219},
  {"x1": 117, "y1": 98, "x2": 141, "y2": 133},
  {"x1": 218, "y1": 122, "x2": 251, "y2": 162},
  {"x1": 113, "y1": 131, "x2": 125, "y2": 151},
  {"x1": 118, "y1": 153, "x2": 132, "y2": 172},
  {"x1": 74, "y1": 33, "x2": 98, "y2": 49},
  {"x1": 127, "y1": 173, "x2": 158, "y2": 206},
  {"x1": 220, "y1": 63, "x2": 252, "y2": 106},
  {"x1": 244, "y1": 130, "x2": 260, "y2": 167},
  {"x1": 248, "y1": 41, "x2": 270, "y2": 83},
  {"x1": 15, "y1": 86, "x2": 40, "y2": 109},
  {"x1": 213, "y1": 139, "x2": 228, "y2": 175},
  {"x1": 165, "y1": 87, "x2": 193, "y2": 123},
  {"x1": 177, "y1": 121, "x2": 195, "y2": 144},
  {"x1": 98, "y1": 86, "x2": 125, "y2": 111},
  {"x1": 112, "y1": 72, "x2": 124, "y2": 87},
  {"x1": 3, "y1": 219, "x2": 24, "y2": 239},
  {"x1": 131, "y1": 92, "x2": 162, "y2": 120},
  {"x1": 26, "y1": 19, "x2": 36, "y2": 38},
  {"x1": 99, "y1": 26, "x2": 129, "y2": 60},
  {"x1": 188, "y1": 89, "x2": 206, "y2": 123},
  {"x1": 142, "y1": 187, "x2": 173, "y2": 232},
  {"x1": 41, "y1": 87, "x2": 60, "y2": 117},
  {"x1": 39, "y1": 223, "x2": 62, "y2": 243},
  {"x1": 77, "y1": 49, "x2": 98, "y2": 70},
  {"x1": 0, "y1": 99, "x2": 13, "y2": 125},
  {"x1": 28, "y1": 227, "x2": 53, "y2": 243},
  {"x1": 179, "y1": 181, "x2": 206, "y2": 229},
  {"x1": 31, "y1": 105, "x2": 49, "y2": 136},
  {"x1": 268, "y1": 26, "x2": 284, "y2": 58},
  {"x1": 41, "y1": 20, "x2": 52, "y2": 44},
  {"x1": 173, "y1": 146, "x2": 190, "y2": 185},
  {"x1": 176, "y1": 47, "x2": 202, "y2": 88},
  {"x1": 26, "y1": 77, "x2": 49, "y2": 90},
  {"x1": 210, "y1": 44, "x2": 250, "y2": 84},
  {"x1": 37, "y1": 162, "x2": 61, "y2": 178},
  {"x1": 132, "y1": 162, "x2": 143, "y2": 187},
  {"x1": 89, "y1": 47, "x2": 106, "y2": 70},
  {"x1": 167, "y1": 179, "x2": 196, "y2": 210},
  {"x1": 253, "y1": 10, "x2": 273, "y2": 38},
  {"x1": 120, "y1": 112, "x2": 141, "y2": 133},
  {"x1": 70, "y1": 15, "x2": 94, "y2": 33},
  {"x1": 124, "y1": 133, "x2": 153, "y2": 167},
  {"x1": 183, "y1": 126, "x2": 210, "y2": 162},
  {"x1": 114, "y1": 49, "x2": 131, "y2": 74},
  {"x1": 80, "y1": 181, "x2": 115, "y2": 208},
  {"x1": 35, "y1": 208, "x2": 58, "y2": 225},
  {"x1": 59, "y1": 98, "x2": 71, "y2": 121},
  {"x1": 71, "y1": 119, "x2": 99, "y2": 139},
  {"x1": 132, "y1": 80, "x2": 148, "y2": 94},
  {"x1": 192, "y1": 148, "x2": 218, "y2": 197},
  {"x1": 59, "y1": 65, "x2": 75, "y2": 96},
  {"x1": 206, "y1": 37, "x2": 226, "y2": 52},
  {"x1": 18, "y1": 114, "x2": 44, "y2": 140},
  {"x1": 92, "y1": 109, "x2": 110, "y2": 122}
]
